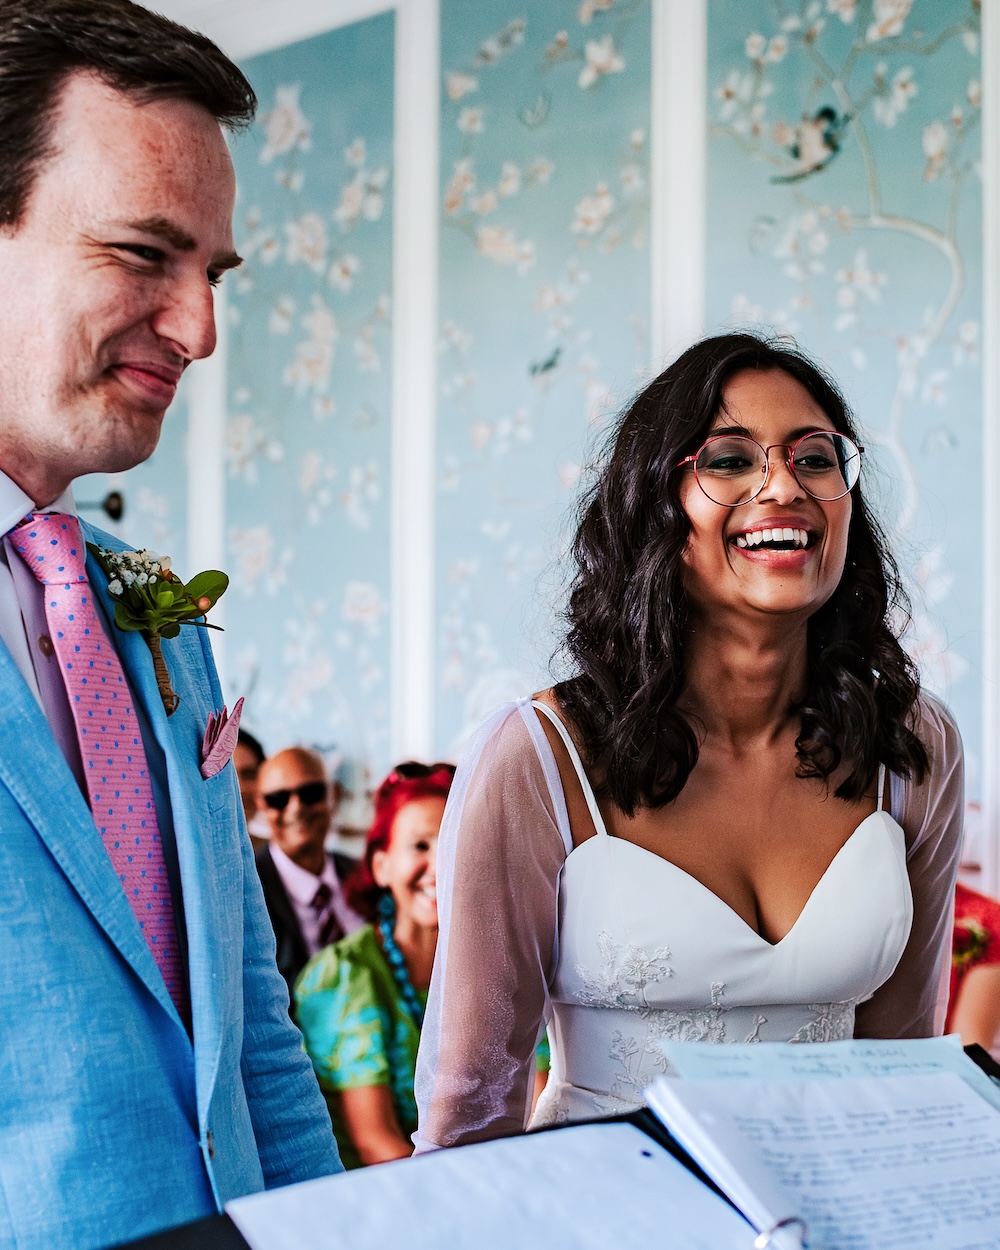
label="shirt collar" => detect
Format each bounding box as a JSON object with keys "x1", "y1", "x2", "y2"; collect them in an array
[
  {"x1": 269, "y1": 840, "x2": 338, "y2": 905},
  {"x1": 0, "y1": 467, "x2": 76, "y2": 540}
]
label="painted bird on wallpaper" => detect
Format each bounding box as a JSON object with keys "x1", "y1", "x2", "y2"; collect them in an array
[
  {"x1": 530, "y1": 346, "x2": 562, "y2": 378},
  {"x1": 771, "y1": 105, "x2": 852, "y2": 184}
]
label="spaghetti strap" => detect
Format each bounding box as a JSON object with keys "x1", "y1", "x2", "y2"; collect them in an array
[
  {"x1": 876, "y1": 763, "x2": 886, "y2": 812},
  {"x1": 531, "y1": 700, "x2": 610, "y2": 838}
]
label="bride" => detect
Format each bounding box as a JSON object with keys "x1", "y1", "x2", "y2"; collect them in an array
[{"x1": 414, "y1": 333, "x2": 963, "y2": 1148}]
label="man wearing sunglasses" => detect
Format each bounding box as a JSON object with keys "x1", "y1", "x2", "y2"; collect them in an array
[{"x1": 255, "y1": 747, "x2": 363, "y2": 1001}]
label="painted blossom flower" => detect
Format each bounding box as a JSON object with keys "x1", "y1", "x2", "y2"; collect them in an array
[
  {"x1": 354, "y1": 328, "x2": 380, "y2": 372},
  {"x1": 968, "y1": 79, "x2": 982, "y2": 109},
  {"x1": 470, "y1": 190, "x2": 498, "y2": 215},
  {"x1": 328, "y1": 253, "x2": 360, "y2": 292},
  {"x1": 874, "y1": 65, "x2": 917, "y2": 127},
  {"x1": 766, "y1": 35, "x2": 788, "y2": 63},
  {"x1": 578, "y1": 0, "x2": 615, "y2": 23},
  {"x1": 457, "y1": 107, "x2": 484, "y2": 134},
  {"x1": 497, "y1": 161, "x2": 522, "y2": 198},
  {"x1": 444, "y1": 159, "x2": 475, "y2": 214},
  {"x1": 715, "y1": 71, "x2": 754, "y2": 122},
  {"x1": 571, "y1": 182, "x2": 614, "y2": 235},
  {"x1": 344, "y1": 137, "x2": 366, "y2": 167},
  {"x1": 527, "y1": 157, "x2": 555, "y2": 184},
  {"x1": 476, "y1": 225, "x2": 535, "y2": 273},
  {"x1": 922, "y1": 119, "x2": 948, "y2": 180},
  {"x1": 269, "y1": 295, "x2": 295, "y2": 334},
  {"x1": 827, "y1": 0, "x2": 857, "y2": 22},
  {"x1": 745, "y1": 32, "x2": 767, "y2": 59},
  {"x1": 866, "y1": 0, "x2": 912, "y2": 42},
  {"x1": 446, "y1": 71, "x2": 478, "y2": 101},
  {"x1": 620, "y1": 164, "x2": 644, "y2": 196},
  {"x1": 334, "y1": 175, "x2": 364, "y2": 230},
  {"x1": 836, "y1": 248, "x2": 887, "y2": 302},
  {"x1": 283, "y1": 297, "x2": 338, "y2": 395},
  {"x1": 284, "y1": 212, "x2": 327, "y2": 273},
  {"x1": 259, "y1": 84, "x2": 312, "y2": 164},
  {"x1": 229, "y1": 526, "x2": 286, "y2": 597},
  {"x1": 579, "y1": 36, "x2": 625, "y2": 89}
]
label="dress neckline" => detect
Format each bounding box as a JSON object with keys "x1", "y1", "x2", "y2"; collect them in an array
[{"x1": 531, "y1": 698, "x2": 899, "y2": 948}]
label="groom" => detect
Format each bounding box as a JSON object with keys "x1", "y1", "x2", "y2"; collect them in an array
[{"x1": 0, "y1": 3, "x2": 340, "y2": 1248}]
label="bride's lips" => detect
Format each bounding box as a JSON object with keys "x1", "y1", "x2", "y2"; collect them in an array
[
  {"x1": 727, "y1": 513, "x2": 820, "y2": 566},
  {"x1": 109, "y1": 360, "x2": 183, "y2": 406}
]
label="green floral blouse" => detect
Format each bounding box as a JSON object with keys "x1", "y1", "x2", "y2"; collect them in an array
[{"x1": 294, "y1": 924, "x2": 426, "y2": 1170}]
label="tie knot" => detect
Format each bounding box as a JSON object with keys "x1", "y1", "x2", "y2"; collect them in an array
[
  {"x1": 9, "y1": 512, "x2": 87, "y2": 586},
  {"x1": 312, "y1": 882, "x2": 333, "y2": 912}
]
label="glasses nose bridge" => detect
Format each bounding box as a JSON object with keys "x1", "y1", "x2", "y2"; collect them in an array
[{"x1": 759, "y1": 440, "x2": 802, "y2": 496}]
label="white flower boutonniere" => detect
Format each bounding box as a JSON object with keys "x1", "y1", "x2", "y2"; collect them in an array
[{"x1": 88, "y1": 545, "x2": 228, "y2": 716}]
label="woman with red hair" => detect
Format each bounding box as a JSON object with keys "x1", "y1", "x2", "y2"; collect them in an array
[{"x1": 295, "y1": 762, "x2": 454, "y2": 1167}]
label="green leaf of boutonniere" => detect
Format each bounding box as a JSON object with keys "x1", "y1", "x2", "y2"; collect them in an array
[{"x1": 87, "y1": 543, "x2": 230, "y2": 716}]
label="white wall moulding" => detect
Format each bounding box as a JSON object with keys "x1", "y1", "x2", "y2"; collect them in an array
[
  {"x1": 148, "y1": 0, "x2": 394, "y2": 60},
  {"x1": 652, "y1": 0, "x2": 707, "y2": 370},
  {"x1": 981, "y1": 0, "x2": 1000, "y2": 898},
  {"x1": 390, "y1": 0, "x2": 440, "y2": 762}
]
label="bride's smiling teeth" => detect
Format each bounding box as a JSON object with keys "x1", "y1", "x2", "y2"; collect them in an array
[{"x1": 733, "y1": 527, "x2": 812, "y2": 551}]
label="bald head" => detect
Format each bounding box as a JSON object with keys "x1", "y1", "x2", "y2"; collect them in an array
[{"x1": 259, "y1": 747, "x2": 331, "y2": 875}]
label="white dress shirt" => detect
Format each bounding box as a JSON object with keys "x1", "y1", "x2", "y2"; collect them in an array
[
  {"x1": 0, "y1": 471, "x2": 86, "y2": 787},
  {"x1": 268, "y1": 841, "x2": 364, "y2": 955}
]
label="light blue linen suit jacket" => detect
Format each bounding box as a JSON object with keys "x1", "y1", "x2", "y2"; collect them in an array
[{"x1": 0, "y1": 521, "x2": 340, "y2": 1250}]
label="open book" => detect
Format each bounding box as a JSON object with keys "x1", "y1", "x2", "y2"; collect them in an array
[
  {"x1": 227, "y1": 1121, "x2": 755, "y2": 1250},
  {"x1": 645, "y1": 1038, "x2": 1000, "y2": 1250}
]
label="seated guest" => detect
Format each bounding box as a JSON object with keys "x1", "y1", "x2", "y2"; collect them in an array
[
  {"x1": 947, "y1": 881, "x2": 1000, "y2": 1054},
  {"x1": 296, "y1": 763, "x2": 455, "y2": 1167},
  {"x1": 234, "y1": 726, "x2": 265, "y2": 824},
  {"x1": 254, "y1": 747, "x2": 363, "y2": 1001}
]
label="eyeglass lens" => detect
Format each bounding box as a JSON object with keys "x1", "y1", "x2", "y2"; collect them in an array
[
  {"x1": 262, "y1": 780, "x2": 328, "y2": 811},
  {"x1": 693, "y1": 432, "x2": 861, "y2": 507}
]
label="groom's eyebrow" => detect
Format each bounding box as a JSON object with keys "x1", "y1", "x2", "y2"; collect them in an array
[{"x1": 115, "y1": 215, "x2": 244, "y2": 270}]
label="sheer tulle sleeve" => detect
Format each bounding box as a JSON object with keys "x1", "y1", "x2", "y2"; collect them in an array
[
  {"x1": 854, "y1": 693, "x2": 964, "y2": 1039},
  {"x1": 413, "y1": 700, "x2": 570, "y2": 1152}
]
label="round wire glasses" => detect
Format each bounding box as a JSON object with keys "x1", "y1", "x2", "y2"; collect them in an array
[{"x1": 676, "y1": 430, "x2": 863, "y2": 508}]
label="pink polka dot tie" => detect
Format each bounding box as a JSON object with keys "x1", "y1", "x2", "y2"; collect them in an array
[{"x1": 12, "y1": 513, "x2": 189, "y2": 1025}]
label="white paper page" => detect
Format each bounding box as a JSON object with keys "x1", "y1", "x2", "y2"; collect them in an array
[
  {"x1": 647, "y1": 1071, "x2": 1000, "y2": 1250},
  {"x1": 227, "y1": 1123, "x2": 752, "y2": 1250},
  {"x1": 654, "y1": 1034, "x2": 1000, "y2": 1113}
]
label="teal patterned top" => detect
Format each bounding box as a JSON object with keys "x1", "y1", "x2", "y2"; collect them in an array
[{"x1": 294, "y1": 924, "x2": 426, "y2": 1170}]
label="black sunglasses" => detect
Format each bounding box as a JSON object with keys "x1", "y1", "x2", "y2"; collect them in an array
[{"x1": 262, "y1": 781, "x2": 328, "y2": 811}]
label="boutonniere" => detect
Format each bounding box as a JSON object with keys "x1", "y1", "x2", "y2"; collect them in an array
[{"x1": 87, "y1": 545, "x2": 228, "y2": 717}]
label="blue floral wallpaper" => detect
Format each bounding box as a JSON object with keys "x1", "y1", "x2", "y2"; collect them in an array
[
  {"x1": 435, "y1": 0, "x2": 653, "y2": 752},
  {"x1": 226, "y1": 14, "x2": 395, "y2": 785},
  {"x1": 706, "y1": 0, "x2": 983, "y2": 812},
  {"x1": 74, "y1": 382, "x2": 188, "y2": 559}
]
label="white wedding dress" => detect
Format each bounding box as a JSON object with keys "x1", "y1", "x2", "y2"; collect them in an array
[{"x1": 414, "y1": 695, "x2": 963, "y2": 1151}]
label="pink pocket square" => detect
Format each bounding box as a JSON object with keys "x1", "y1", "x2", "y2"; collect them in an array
[{"x1": 200, "y1": 697, "x2": 244, "y2": 779}]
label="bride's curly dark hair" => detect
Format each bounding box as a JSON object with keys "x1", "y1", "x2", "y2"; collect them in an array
[{"x1": 554, "y1": 332, "x2": 928, "y2": 815}]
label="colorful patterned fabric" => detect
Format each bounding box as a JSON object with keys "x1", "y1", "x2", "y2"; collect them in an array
[
  {"x1": 947, "y1": 882, "x2": 1000, "y2": 1031},
  {"x1": 11, "y1": 512, "x2": 188, "y2": 1023},
  {"x1": 295, "y1": 924, "x2": 424, "y2": 1169}
]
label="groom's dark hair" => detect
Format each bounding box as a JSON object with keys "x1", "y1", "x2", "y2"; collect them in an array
[{"x1": 0, "y1": 0, "x2": 257, "y2": 230}]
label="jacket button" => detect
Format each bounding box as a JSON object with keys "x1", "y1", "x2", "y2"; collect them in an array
[
  {"x1": 206, "y1": 1129, "x2": 215, "y2": 1159},
  {"x1": 38, "y1": 635, "x2": 54, "y2": 657}
]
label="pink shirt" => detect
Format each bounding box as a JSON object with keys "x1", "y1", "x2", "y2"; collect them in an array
[
  {"x1": 268, "y1": 841, "x2": 364, "y2": 956},
  {"x1": 0, "y1": 471, "x2": 85, "y2": 787}
]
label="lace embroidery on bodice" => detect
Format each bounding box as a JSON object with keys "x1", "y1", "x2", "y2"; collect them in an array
[{"x1": 574, "y1": 931, "x2": 672, "y2": 1010}]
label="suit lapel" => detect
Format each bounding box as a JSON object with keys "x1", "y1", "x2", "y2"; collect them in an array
[
  {"x1": 84, "y1": 526, "x2": 230, "y2": 1118},
  {"x1": 0, "y1": 636, "x2": 184, "y2": 1027}
]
